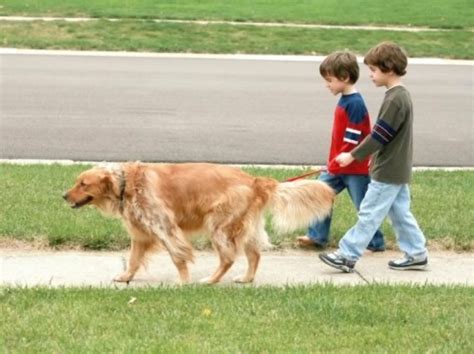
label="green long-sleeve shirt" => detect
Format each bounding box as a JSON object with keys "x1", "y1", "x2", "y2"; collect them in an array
[{"x1": 351, "y1": 85, "x2": 414, "y2": 184}]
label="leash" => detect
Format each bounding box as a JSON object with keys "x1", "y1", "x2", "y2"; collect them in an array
[{"x1": 284, "y1": 166, "x2": 326, "y2": 182}]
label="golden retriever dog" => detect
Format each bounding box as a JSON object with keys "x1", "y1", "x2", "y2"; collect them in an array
[{"x1": 63, "y1": 162, "x2": 334, "y2": 284}]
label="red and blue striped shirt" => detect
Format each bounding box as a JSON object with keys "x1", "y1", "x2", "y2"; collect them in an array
[{"x1": 327, "y1": 92, "x2": 372, "y2": 175}]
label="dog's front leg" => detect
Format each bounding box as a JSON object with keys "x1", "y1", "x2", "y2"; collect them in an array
[{"x1": 114, "y1": 239, "x2": 146, "y2": 283}]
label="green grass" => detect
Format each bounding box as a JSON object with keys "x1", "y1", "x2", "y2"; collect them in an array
[
  {"x1": 0, "y1": 164, "x2": 127, "y2": 250},
  {"x1": 0, "y1": 163, "x2": 473, "y2": 251},
  {"x1": 0, "y1": 20, "x2": 473, "y2": 59},
  {"x1": 0, "y1": 285, "x2": 473, "y2": 352},
  {"x1": 1, "y1": 0, "x2": 473, "y2": 29},
  {"x1": 0, "y1": 0, "x2": 473, "y2": 59}
]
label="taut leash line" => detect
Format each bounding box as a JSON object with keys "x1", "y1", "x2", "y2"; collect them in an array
[{"x1": 284, "y1": 166, "x2": 327, "y2": 182}]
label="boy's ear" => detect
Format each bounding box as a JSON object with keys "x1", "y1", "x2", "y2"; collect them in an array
[{"x1": 341, "y1": 76, "x2": 351, "y2": 83}]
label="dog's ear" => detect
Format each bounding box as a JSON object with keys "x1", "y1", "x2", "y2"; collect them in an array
[{"x1": 99, "y1": 172, "x2": 117, "y2": 195}]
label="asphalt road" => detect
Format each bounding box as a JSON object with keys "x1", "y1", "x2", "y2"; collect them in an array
[{"x1": 1, "y1": 52, "x2": 473, "y2": 166}]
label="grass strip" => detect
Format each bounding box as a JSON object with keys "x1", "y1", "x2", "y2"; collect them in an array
[
  {"x1": 0, "y1": 0, "x2": 472, "y2": 29},
  {"x1": 0, "y1": 285, "x2": 473, "y2": 352},
  {"x1": 0, "y1": 163, "x2": 473, "y2": 250},
  {"x1": 0, "y1": 20, "x2": 473, "y2": 59}
]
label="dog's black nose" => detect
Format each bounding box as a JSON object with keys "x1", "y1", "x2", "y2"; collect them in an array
[{"x1": 62, "y1": 192, "x2": 68, "y2": 200}]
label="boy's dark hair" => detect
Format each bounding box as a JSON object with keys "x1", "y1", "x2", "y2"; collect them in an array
[
  {"x1": 364, "y1": 41, "x2": 408, "y2": 76},
  {"x1": 319, "y1": 51, "x2": 359, "y2": 84}
]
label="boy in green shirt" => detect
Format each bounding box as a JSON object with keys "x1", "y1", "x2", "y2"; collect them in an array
[{"x1": 319, "y1": 42, "x2": 428, "y2": 272}]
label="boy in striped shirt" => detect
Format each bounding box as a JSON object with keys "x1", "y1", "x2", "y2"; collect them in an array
[
  {"x1": 297, "y1": 51, "x2": 385, "y2": 251},
  {"x1": 319, "y1": 42, "x2": 428, "y2": 272}
]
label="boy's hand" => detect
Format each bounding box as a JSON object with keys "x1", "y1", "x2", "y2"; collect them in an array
[{"x1": 335, "y1": 152, "x2": 355, "y2": 167}]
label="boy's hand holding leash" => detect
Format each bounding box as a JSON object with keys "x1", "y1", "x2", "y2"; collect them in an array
[
  {"x1": 335, "y1": 152, "x2": 354, "y2": 167},
  {"x1": 283, "y1": 154, "x2": 354, "y2": 183}
]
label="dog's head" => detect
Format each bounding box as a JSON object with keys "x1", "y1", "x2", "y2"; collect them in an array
[{"x1": 63, "y1": 167, "x2": 116, "y2": 210}]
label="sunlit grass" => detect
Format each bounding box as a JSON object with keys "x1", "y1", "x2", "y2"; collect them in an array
[
  {"x1": 0, "y1": 20, "x2": 473, "y2": 59},
  {"x1": 1, "y1": 0, "x2": 472, "y2": 29},
  {"x1": 0, "y1": 285, "x2": 473, "y2": 352}
]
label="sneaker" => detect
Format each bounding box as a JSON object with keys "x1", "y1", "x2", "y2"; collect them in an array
[
  {"x1": 296, "y1": 236, "x2": 325, "y2": 249},
  {"x1": 388, "y1": 254, "x2": 428, "y2": 270},
  {"x1": 366, "y1": 245, "x2": 385, "y2": 252},
  {"x1": 319, "y1": 252, "x2": 356, "y2": 273}
]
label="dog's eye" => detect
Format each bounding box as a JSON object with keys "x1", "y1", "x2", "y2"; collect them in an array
[{"x1": 80, "y1": 181, "x2": 86, "y2": 187}]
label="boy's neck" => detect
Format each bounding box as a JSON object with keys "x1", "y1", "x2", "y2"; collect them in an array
[
  {"x1": 342, "y1": 84, "x2": 357, "y2": 95},
  {"x1": 385, "y1": 75, "x2": 403, "y2": 90}
]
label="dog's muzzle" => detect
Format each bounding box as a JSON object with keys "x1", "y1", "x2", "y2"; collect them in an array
[{"x1": 63, "y1": 192, "x2": 93, "y2": 208}]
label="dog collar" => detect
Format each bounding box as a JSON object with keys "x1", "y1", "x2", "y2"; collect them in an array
[{"x1": 118, "y1": 170, "x2": 126, "y2": 212}]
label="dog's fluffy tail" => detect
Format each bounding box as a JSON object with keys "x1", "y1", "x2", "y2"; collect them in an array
[{"x1": 268, "y1": 179, "x2": 335, "y2": 234}]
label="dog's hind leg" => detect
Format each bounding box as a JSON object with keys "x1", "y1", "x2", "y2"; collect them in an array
[
  {"x1": 233, "y1": 240, "x2": 260, "y2": 283},
  {"x1": 233, "y1": 216, "x2": 266, "y2": 283},
  {"x1": 233, "y1": 212, "x2": 271, "y2": 283}
]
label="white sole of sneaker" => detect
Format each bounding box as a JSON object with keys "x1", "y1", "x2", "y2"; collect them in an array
[
  {"x1": 389, "y1": 264, "x2": 428, "y2": 271},
  {"x1": 319, "y1": 257, "x2": 354, "y2": 273}
]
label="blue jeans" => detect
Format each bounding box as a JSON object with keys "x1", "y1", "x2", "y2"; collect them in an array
[
  {"x1": 307, "y1": 172, "x2": 385, "y2": 250},
  {"x1": 339, "y1": 180, "x2": 427, "y2": 262}
]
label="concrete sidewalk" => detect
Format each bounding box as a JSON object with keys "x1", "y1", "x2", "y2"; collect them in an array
[{"x1": 1, "y1": 249, "x2": 473, "y2": 287}]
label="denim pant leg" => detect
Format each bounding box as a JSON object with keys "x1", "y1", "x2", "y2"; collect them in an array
[
  {"x1": 388, "y1": 185, "x2": 428, "y2": 259},
  {"x1": 339, "y1": 181, "x2": 400, "y2": 261},
  {"x1": 307, "y1": 172, "x2": 345, "y2": 245},
  {"x1": 343, "y1": 175, "x2": 385, "y2": 250}
]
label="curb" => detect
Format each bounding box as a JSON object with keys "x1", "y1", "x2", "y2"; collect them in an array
[
  {"x1": 1, "y1": 48, "x2": 473, "y2": 66},
  {"x1": 1, "y1": 159, "x2": 474, "y2": 171}
]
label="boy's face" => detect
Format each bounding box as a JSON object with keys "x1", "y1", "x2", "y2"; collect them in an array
[
  {"x1": 323, "y1": 75, "x2": 348, "y2": 95},
  {"x1": 368, "y1": 65, "x2": 391, "y2": 87}
]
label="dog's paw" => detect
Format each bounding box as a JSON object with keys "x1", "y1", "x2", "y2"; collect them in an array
[
  {"x1": 176, "y1": 277, "x2": 190, "y2": 286},
  {"x1": 113, "y1": 272, "x2": 133, "y2": 283},
  {"x1": 199, "y1": 276, "x2": 217, "y2": 285},
  {"x1": 233, "y1": 275, "x2": 254, "y2": 283}
]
